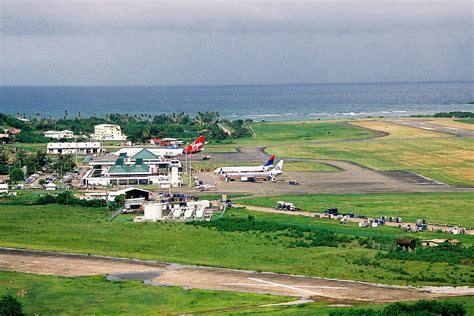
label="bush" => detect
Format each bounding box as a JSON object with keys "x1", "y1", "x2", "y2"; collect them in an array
[
  {"x1": 434, "y1": 111, "x2": 474, "y2": 118},
  {"x1": 330, "y1": 299, "x2": 465, "y2": 316},
  {"x1": 35, "y1": 192, "x2": 106, "y2": 208},
  {"x1": 0, "y1": 294, "x2": 23, "y2": 316},
  {"x1": 377, "y1": 243, "x2": 474, "y2": 265}
]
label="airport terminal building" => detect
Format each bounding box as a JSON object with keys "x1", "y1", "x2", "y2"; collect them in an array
[{"x1": 82, "y1": 148, "x2": 182, "y2": 188}]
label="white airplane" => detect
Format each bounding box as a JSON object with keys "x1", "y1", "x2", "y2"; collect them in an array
[
  {"x1": 195, "y1": 182, "x2": 217, "y2": 191},
  {"x1": 214, "y1": 155, "x2": 275, "y2": 174},
  {"x1": 222, "y1": 160, "x2": 284, "y2": 182},
  {"x1": 114, "y1": 135, "x2": 206, "y2": 158}
]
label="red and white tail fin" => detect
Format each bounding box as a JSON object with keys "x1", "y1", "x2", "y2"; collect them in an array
[{"x1": 183, "y1": 135, "x2": 206, "y2": 154}]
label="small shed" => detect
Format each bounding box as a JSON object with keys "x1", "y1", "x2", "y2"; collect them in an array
[
  {"x1": 0, "y1": 183, "x2": 8, "y2": 194},
  {"x1": 108, "y1": 187, "x2": 150, "y2": 202},
  {"x1": 44, "y1": 182, "x2": 58, "y2": 191}
]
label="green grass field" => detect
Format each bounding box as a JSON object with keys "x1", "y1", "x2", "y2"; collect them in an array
[
  {"x1": 225, "y1": 297, "x2": 474, "y2": 316},
  {"x1": 4, "y1": 271, "x2": 472, "y2": 315},
  {"x1": 270, "y1": 137, "x2": 474, "y2": 186},
  {"x1": 237, "y1": 192, "x2": 474, "y2": 227},
  {"x1": 4, "y1": 142, "x2": 47, "y2": 152},
  {"x1": 0, "y1": 203, "x2": 472, "y2": 286},
  {"x1": 457, "y1": 119, "x2": 474, "y2": 125},
  {"x1": 0, "y1": 272, "x2": 288, "y2": 315},
  {"x1": 209, "y1": 121, "x2": 375, "y2": 147}
]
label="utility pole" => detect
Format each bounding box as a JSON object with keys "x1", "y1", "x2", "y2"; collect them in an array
[{"x1": 189, "y1": 153, "x2": 192, "y2": 187}]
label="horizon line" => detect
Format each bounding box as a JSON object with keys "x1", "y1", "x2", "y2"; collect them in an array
[{"x1": 1, "y1": 80, "x2": 473, "y2": 89}]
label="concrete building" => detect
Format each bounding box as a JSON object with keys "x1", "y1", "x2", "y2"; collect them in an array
[
  {"x1": 0, "y1": 183, "x2": 8, "y2": 194},
  {"x1": 82, "y1": 149, "x2": 182, "y2": 188},
  {"x1": 44, "y1": 130, "x2": 74, "y2": 139},
  {"x1": 47, "y1": 142, "x2": 103, "y2": 155},
  {"x1": 91, "y1": 124, "x2": 127, "y2": 141},
  {"x1": 44, "y1": 182, "x2": 57, "y2": 190}
]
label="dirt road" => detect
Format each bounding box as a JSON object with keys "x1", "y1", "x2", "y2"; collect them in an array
[
  {"x1": 235, "y1": 204, "x2": 474, "y2": 235},
  {"x1": 1, "y1": 248, "x2": 472, "y2": 303}
]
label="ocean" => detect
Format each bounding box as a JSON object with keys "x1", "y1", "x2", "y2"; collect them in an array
[{"x1": 0, "y1": 82, "x2": 472, "y2": 121}]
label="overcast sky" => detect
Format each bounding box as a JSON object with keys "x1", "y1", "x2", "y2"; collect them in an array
[{"x1": 0, "y1": 0, "x2": 472, "y2": 86}]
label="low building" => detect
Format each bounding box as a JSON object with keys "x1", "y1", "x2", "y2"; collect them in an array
[
  {"x1": 108, "y1": 187, "x2": 150, "y2": 202},
  {"x1": 91, "y1": 124, "x2": 127, "y2": 141},
  {"x1": 0, "y1": 183, "x2": 8, "y2": 194},
  {"x1": 44, "y1": 130, "x2": 74, "y2": 139},
  {"x1": 47, "y1": 142, "x2": 103, "y2": 155},
  {"x1": 44, "y1": 182, "x2": 57, "y2": 191},
  {"x1": 9, "y1": 128, "x2": 21, "y2": 135}
]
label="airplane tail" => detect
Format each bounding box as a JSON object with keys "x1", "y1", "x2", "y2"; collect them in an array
[
  {"x1": 183, "y1": 135, "x2": 206, "y2": 154},
  {"x1": 263, "y1": 154, "x2": 275, "y2": 169},
  {"x1": 270, "y1": 160, "x2": 284, "y2": 175}
]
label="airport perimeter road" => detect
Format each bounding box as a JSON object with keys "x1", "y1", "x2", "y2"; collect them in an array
[
  {"x1": 1, "y1": 249, "x2": 473, "y2": 303},
  {"x1": 385, "y1": 119, "x2": 474, "y2": 137},
  {"x1": 233, "y1": 204, "x2": 474, "y2": 236}
]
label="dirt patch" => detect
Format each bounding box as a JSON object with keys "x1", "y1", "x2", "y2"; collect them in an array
[{"x1": 0, "y1": 253, "x2": 162, "y2": 277}]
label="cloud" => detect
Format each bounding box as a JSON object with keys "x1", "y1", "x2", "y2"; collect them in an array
[{"x1": 1, "y1": 0, "x2": 472, "y2": 36}]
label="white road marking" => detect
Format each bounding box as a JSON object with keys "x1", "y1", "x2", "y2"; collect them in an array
[
  {"x1": 248, "y1": 277, "x2": 319, "y2": 295},
  {"x1": 220, "y1": 282, "x2": 347, "y2": 290}
]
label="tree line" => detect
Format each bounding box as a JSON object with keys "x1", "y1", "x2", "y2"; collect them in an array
[{"x1": 1, "y1": 111, "x2": 253, "y2": 143}]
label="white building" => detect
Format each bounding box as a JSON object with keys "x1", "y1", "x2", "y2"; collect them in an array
[
  {"x1": 47, "y1": 142, "x2": 103, "y2": 155},
  {"x1": 91, "y1": 124, "x2": 127, "y2": 141},
  {"x1": 44, "y1": 182, "x2": 57, "y2": 191},
  {"x1": 44, "y1": 130, "x2": 74, "y2": 139},
  {"x1": 0, "y1": 183, "x2": 8, "y2": 194}
]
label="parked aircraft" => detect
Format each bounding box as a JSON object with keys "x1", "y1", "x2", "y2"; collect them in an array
[
  {"x1": 114, "y1": 135, "x2": 206, "y2": 158},
  {"x1": 214, "y1": 155, "x2": 275, "y2": 174},
  {"x1": 222, "y1": 160, "x2": 284, "y2": 182},
  {"x1": 195, "y1": 182, "x2": 217, "y2": 191}
]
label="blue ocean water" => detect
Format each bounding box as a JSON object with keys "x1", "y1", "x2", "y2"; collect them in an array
[{"x1": 0, "y1": 82, "x2": 472, "y2": 121}]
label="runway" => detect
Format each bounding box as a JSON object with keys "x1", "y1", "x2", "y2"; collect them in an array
[{"x1": 1, "y1": 248, "x2": 472, "y2": 303}]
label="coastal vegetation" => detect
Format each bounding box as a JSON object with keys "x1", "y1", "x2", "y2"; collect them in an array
[
  {"x1": 433, "y1": 111, "x2": 474, "y2": 118},
  {"x1": 0, "y1": 112, "x2": 252, "y2": 143}
]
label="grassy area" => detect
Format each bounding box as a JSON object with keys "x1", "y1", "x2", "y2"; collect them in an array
[
  {"x1": 208, "y1": 121, "x2": 375, "y2": 147},
  {"x1": 349, "y1": 121, "x2": 447, "y2": 138},
  {"x1": 270, "y1": 137, "x2": 474, "y2": 186},
  {"x1": 0, "y1": 204, "x2": 472, "y2": 286},
  {"x1": 237, "y1": 192, "x2": 474, "y2": 227},
  {"x1": 456, "y1": 119, "x2": 474, "y2": 125},
  {"x1": 193, "y1": 161, "x2": 337, "y2": 172},
  {"x1": 1, "y1": 272, "x2": 473, "y2": 316},
  {"x1": 0, "y1": 271, "x2": 288, "y2": 315},
  {"x1": 4, "y1": 142, "x2": 47, "y2": 152},
  {"x1": 225, "y1": 297, "x2": 474, "y2": 315}
]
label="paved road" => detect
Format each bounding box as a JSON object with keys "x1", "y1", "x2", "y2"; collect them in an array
[
  {"x1": 385, "y1": 119, "x2": 474, "y2": 137},
  {"x1": 1, "y1": 248, "x2": 472, "y2": 302}
]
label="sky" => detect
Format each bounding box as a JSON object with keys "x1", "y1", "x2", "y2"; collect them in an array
[{"x1": 0, "y1": 0, "x2": 472, "y2": 86}]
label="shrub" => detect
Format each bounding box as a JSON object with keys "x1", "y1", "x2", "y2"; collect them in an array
[{"x1": 0, "y1": 294, "x2": 23, "y2": 316}]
